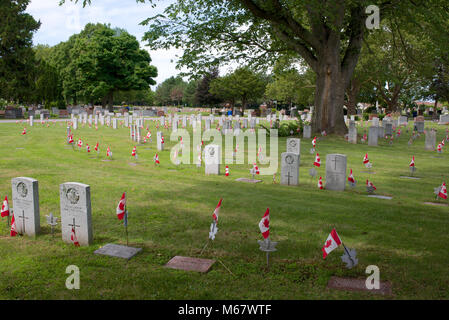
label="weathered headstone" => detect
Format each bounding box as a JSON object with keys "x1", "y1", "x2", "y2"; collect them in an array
[
  {"x1": 425, "y1": 129, "x2": 436, "y2": 151},
  {"x1": 377, "y1": 125, "x2": 385, "y2": 138},
  {"x1": 29, "y1": 116, "x2": 34, "y2": 127},
  {"x1": 325, "y1": 154, "x2": 347, "y2": 191},
  {"x1": 286, "y1": 138, "x2": 300, "y2": 154},
  {"x1": 385, "y1": 122, "x2": 393, "y2": 135},
  {"x1": 280, "y1": 153, "x2": 299, "y2": 186},
  {"x1": 348, "y1": 121, "x2": 357, "y2": 144},
  {"x1": 112, "y1": 118, "x2": 117, "y2": 129},
  {"x1": 205, "y1": 144, "x2": 220, "y2": 175},
  {"x1": 11, "y1": 177, "x2": 40, "y2": 236},
  {"x1": 416, "y1": 121, "x2": 425, "y2": 133},
  {"x1": 157, "y1": 131, "x2": 164, "y2": 151},
  {"x1": 303, "y1": 125, "x2": 312, "y2": 139},
  {"x1": 368, "y1": 126, "x2": 378, "y2": 146},
  {"x1": 165, "y1": 256, "x2": 215, "y2": 273},
  {"x1": 60, "y1": 182, "x2": 93, "y2": 246}
]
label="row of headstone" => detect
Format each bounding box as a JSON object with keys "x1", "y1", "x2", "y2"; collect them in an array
[{"x1": 8, "y1": 177, "x2": 92, "y2": 246}]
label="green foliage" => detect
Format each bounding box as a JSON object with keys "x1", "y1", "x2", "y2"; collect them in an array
[
  {"x1": 194, "y1": 68, "x2": 221, "y2": 107},
  {"x1": 51, "y1": 23, "x2": 157, "y2": 108},
  {"x1": 0, "y1": 0, "x2": 40, "y2": 102},
  {"x1": 154, "y1": 76, "x2": 188, "y2": 106},
  {"x1": 209, "y1": 67, "x2": 266, "y2": 109}
]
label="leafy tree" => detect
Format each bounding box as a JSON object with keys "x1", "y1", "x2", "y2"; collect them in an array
[
  {"x1": 194, "y1": 68, "x2": 221, "y2": 107},
  {"x1": 0, "y1": 0, "x2": 40, "y2": 103},
  {"x1": 265, "y1": 66, "x2": 315, "y2": 108},
  {"x1": 63, "y1": 0, "x2": 449, "y2": 133},
  {"x1": 183, "y1": 79, "x2": 198, "y2": 106},
  {"x1": 52, "y1": 23, "x2": 157, "y2": 110},
  {"x1": 210, "y1": 67, "x2": 266, "y2": 111},
  {"x1": 154, "y1": 76, "x2": 187, "y2": 106}
]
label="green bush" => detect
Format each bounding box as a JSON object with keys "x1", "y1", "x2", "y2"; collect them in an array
[{"x1": 363, "y1": 113, "x2": 369, "y2": 121}]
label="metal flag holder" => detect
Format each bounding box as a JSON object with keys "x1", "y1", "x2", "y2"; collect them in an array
[
  {"x1": 46, "y1": 212, "x2": 59, "y2": 238},
  {"x1": 341, "y1": 242, "x2": 358, "y2": 269},
  {"x1": 409, "y1": 166, "x2": 417, "y2": 177},
  {"x1": 348, "y1": 179, "x2": 356, "y2": 189},
  {"x1": 257, "y1": 237, "x2": 278, "y2": 270},
  {"x1": 250, "y1": 167, "x2": 256, "y2": 180},
  {"x1": 309, "y1": 167, "x2": 317, "y2": 184},
  {"x1": 199, "y1": 220, "x2": 234, "y2": 276}
]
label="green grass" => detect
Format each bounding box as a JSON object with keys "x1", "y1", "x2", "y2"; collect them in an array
[{"x1": 0, "y1": 120, "x2": 449, "y2": 299}]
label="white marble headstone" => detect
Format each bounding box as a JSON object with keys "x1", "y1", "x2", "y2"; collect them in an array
[
  {"x1": 11, "y1": 177, "x2": 40, "y2": 236},
  {"x1": 60, "y1": 182, "x2": 93, "y2": 246}
]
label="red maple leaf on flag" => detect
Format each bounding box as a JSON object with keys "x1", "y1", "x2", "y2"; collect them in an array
[
  {"x1": 263, "y1": 219, "x2": 269, "y2": 228},
  {"x1": 324, "y1": 239, "x2": 332, "y2": 248}
]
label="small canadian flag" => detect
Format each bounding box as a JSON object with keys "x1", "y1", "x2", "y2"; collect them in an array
[
  {"x1": 363, "y1": 153, "x2": 369, "y2": 164},
  {"x1": 258, "y1": 208, "x2": 270, "y2": 239},
  {"x1": 161, "y1": 136, "x2": 165, "y2": 144},
  {"x1": 322, "y1": 228, "x2": 342, "y2": 259},
  {"x1": 94, "y1": 142, "x2": 99, "y2": 152},
  {"x1": 131, "y1": 146, "x2": 137, "y2": 157},
  {"x1": 253, "y1": 163, "x2": 260, "y2": 174},
  {"x1": 68, "y1": 135, "x2": 74, "y2": 144},
  {"x1": 10, "y1": 213, "x2": 17, "y2": 237},
  {"x1": 318, "y1": 176, "x2": 324, "y2": 189},
  {"x1": 212, "y1": 198, "x2": 222, "y2": 224},
  {"x1": 77, "y1": 139, "x2": 82, "y2": 148},
  {"x1": 225, "y1": 166, "x2": 229, "y2": 176},
  {"x1": 106, "y1": 146, "x2": 112, "y2": 157},
  {"x1": 313, "y1": 153, "x2": 321, "y2": 167},
  {"x1": 348, "y1": 169, "x2": 355, "y2": 184},
  {"x1": 154, "y1": 153, "x2": 160, "y2": 164},
  {"x1": 147, "y1": 131, "x2": 151, "y2": 139},
  {"x1": 86, "y1": 144, "x2": 90, "y2": 153},
  {"x1": 409, "y1": 156, "x2": 415, "y2": 167},
  {"x1": 312, "y1": 137, "x2": 316, "y2": 147},
  {"x1": 438, "y1": 144, "x2": 442, "y2": 152},
  {"x1": 116, "y1": 192, "x2": 126, "y2": 220},
  {"x1": 439, "y1": 182, "x2": 447, "y2": 199},
  {"x1": 366, "y1": 179, "x2": 376, "y2": 190},
  {"x1": 1, "y1": 196, "x2": 10, "y2": 217},
  {"x1": 71, "y1": 227, "x2": 80, "y2": 246},
  {"x1": 21, "y1": 128, "x2": 26, "y2": 135}
]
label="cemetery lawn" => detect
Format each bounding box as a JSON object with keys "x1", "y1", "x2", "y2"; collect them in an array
[{"x1": 1, "y1": 121, "x2": 449, "y2": 300}]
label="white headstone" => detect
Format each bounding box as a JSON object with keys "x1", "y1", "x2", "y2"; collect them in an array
[
  {"x1": 60, "y1": 182, "x2": 93, "y2": 246},
  {"x1": 205, "y1": 144, "x2": 220, "y2": 175},
  {"x1": 280, "y1": 153, "x2": 299, "y2": 186},
  {"x1": 325, "y1": 154, "x2": 347, "y2": 191},
  {"x1": 11, "y1": 177, "x2": 40, "y2": 236}
]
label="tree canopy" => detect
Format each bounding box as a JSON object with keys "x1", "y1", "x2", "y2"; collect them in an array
[{"x1": 0, "y1": 0, "x2": 40, "y2": 103}]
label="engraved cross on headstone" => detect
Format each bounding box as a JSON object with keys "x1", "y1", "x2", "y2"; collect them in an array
[
  {"x1": 332, "y1": 157, "x2": 339, "y2": 170},
  {"x1": 285, "y1": 171, "x2": 292, "y2": 185},
  {"x1": 18, "y1": 210, "x2": 28, "y2": 234},
  {"x1": 68, "y1": 217, "x2": 80, "y2": 232}
]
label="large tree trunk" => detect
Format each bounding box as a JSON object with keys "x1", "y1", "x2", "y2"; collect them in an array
[
  {"x1": 312, "y1": 48, "x2": 348, "y2": 135},
  {"x1": 346, "y1": 78, "x2": 361, "y2": 115}
]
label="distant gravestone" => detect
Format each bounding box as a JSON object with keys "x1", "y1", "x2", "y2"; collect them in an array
[
  {"x1": 377, "y1": 126, "x2": 385, "y2": 138},
  {"x1": 172, "y1": 119, "x2": 178, "y2": 132},
  {"x1": 286, "y1": 138, "x2": 300, "y2": 154},
  {"x1": 182, "y1": 115, "x2": 187, "y2": 127},
  {"x1": 425, "y1": 129, "x2": 436, "y2": 151},
  {"x1": 157, "y1": 131, "x2": 164, "y2": 151},
  {"x1": 94, "y1": 243, "x2": 142, "y2": 260},
  {"x1": 325, "y1": 154, "x2": 347, "y2": 191},
  {"x1": 399, "y1": 116, "x2": 408, "y2": 126},
  {"x1": 385, "y1": 123, "x2": 393, "y2": 135},
  {"x1": 368, "y1": 126, "x2": 378, "y2": 146},
  {"x1": 11, "y1": 177, "x2": 40, "y2": 236},
  {"x1": 112, "y1": 118, "x2": 117, "y2": 129},
  {"x1": 280, "y1": 152, "x2": 299, "y2": 186},
  {"x1": 439, "y1": 114, "x2": 449, "y2": 124},
  {"x1": 205, "y1": 144, "x2": 220, "y2": 175},
  {"x1": 303, "y1": 125, "x2": 312, "y2": 139},
  {"x1": 348, "y1": 122, "x2": 357, "y2": 144},
  {"x1": 29, "y1": 116, "x2": 34, "y2": 126},
  {"x1": 60, "y1": 182, "x2": 93, "y2": 246},
  {"x1": 416, "y1": 121, "x2": 424, "y2": 133},
  {"x1": 205, "y1": 119, "x2": 211, "y2": 130}
]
